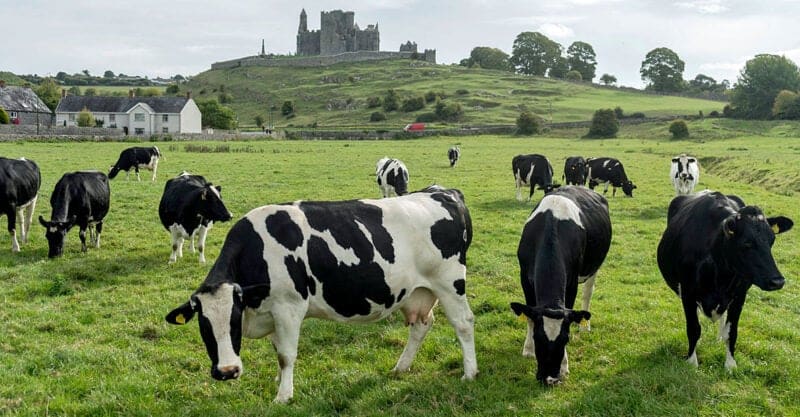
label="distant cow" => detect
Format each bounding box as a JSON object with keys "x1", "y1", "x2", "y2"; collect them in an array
[
  {"x1": 158, "y1": 172, "x2": 233, "y2": 263},
  {"x1": 657, "y1": 191, "x2": 793, "y2": 370},
  {"x1": 448, "y1": 146, "x2": 461, "y2": 167},
  {"x1": 39, "y1": 171, "x2": 110, "y2": 258},
  {"x1": 376, "y1": 157, "x2": 409, "y2": 197},
  {"x1": 586, "y1": 157, "x2": 636, "y2": 197},
  {"x1": 0, "y1": 157, "x2": 41, "y2": 252},
  {"x1": 512, "y1": 154, "x2": 559, "y2": 201},
  {"x1": 670, "y1": 154, "x2": 699, "y2": 195},
  {"x1": 563, "y1": 156, "x2": 587, "y2": 186},
  {"x1": 510, "y1": 186, "x2": 612, "y2": 385},
  {"x1": 166, "y1": 186, "x2": 477, "y2": 403},
  {"x1": 108, "y1": 146, "x2": 162, "y2": 181}
]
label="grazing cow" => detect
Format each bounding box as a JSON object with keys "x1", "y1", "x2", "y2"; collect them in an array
[
  {"x1": 158, "y1": 172, "x2": 233, "y2": 263},
  {"x1": 108, "y1": 146, "x2": 162, "y2": 181},
  {"x1": 376, "y1": 157, "x2": 409, "y2": 197},
  {"x1": 39, "y1": 171, "x2": 110, "y2": 258},
  {"x1": 510, "y1": 186, "x2": 612, "y2": 385},
  {"x1": 586, "y1": 157, "x2": 637, "y2": 197},
  {"x1": 657, "y1": 191, "x2": 793, "y2": 370},
  {"x1": 448, "y1": 146, "x2": 461, "y2": 167},
  {"x1": 0, "y1": 157, "x2": 41, "y2": 252},
  {"x1": 562, "y1": 156, "x2": 587, "y2": 186},
  {"x1": 512, "y1": 154, "x2": 559, "y2": 201},
  {"x1": 670, "y1": 154, "x2": 700, "y2": 195},
  {"x1": 165, "y1": 186, "x2": 477, "y2": 403}
]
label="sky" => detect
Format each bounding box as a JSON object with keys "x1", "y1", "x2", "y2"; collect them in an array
[{"x1": 3, "y1": 0, "x2": 800, "y2": 88}]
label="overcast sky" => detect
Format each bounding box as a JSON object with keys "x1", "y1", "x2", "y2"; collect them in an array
[{"x1": 4, "y1": 0, "x2": 800, "y2": 88}]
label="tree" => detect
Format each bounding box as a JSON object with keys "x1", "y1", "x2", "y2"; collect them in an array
[
  {"x1": 548, "y1": 56, "x2": 569, "y2": 79},
  {"x1": 0, "y1": 107, "x2": 9, "y2": 124},
  {"x1": 434, "y1": 100, "x2": 464, "y2": 122},
  {"x1": 197, "y1": 99, "x2": 237, "y2": 129},
  {"x1": 82, "y1": 69, "x2": 91, "y2": 77},
  {"x1": 772, "y1": 90, "x2": 800, "y2": 119},
  {"x1": 68, "y1": 86, "x2": 82, "y2": 96},
  {"x1": 669, "y1": 120, "x2": 689, "y2": 139},
  {"x1": 173, "y1": 74, "x2": 186, "y2": 82},
  {"x1": 254, "y1": 115, "x2": 265, "y2": 128},
  {"x1": 600, "y1": 74, "x2": 617, "y2": 86},
  {"x1": 516, "y1": 111, "x2": 539, "y2": 135},
  {"x1": 35, "y1": 78, "x2": 61, "y2": 111},
  {"x1": 55, "y1": 71, "x2": 68, "y2": 81},
  {"x1": 165, "y1": 84, "x2": 180, "y2": 94},
  {"x1": 369, "y1": 111, "x2": 386, "y2": 122},
  {"x1": 77, "y1": 107, "x2": 94, "y2": 127},
  {"x1": 366, "y1": 96, "x2": 382, "y2": 108},
  {"x1": 103, "y1": 70, "x2": 115, "y2": 78},
  {"x1": 383, "y1": 89, "x2": 399, "y2": 112},
  {"x1": 586, "y1": 108, "x2": 619, "y2": 138},
  {"x1": 281, "y1": 100, "x2": 295, "y2": 116},
  {"x1": 730, "y1": 54, "x2": 800, "y2": 119},
  {"x1": 566, "y1": 41, "x2": 597, "y2": 82},
  {"x1": 565, "y1": 70, "x2": 583, "y2": 82},
  {"x1": 689, "y1": 74, "x2": 718, "y2": 91},
  {"x1": 640, "y1": 47, "x2": 685, "y2": 92},
  {"x1": 401, "y1": 96, "x2": 425, "y2": 112},
  {"x1": 510, "y1": 31, "x2": 562, "y2": 76},
  {"x1": 463, "y1": 47, "x2": 511, "y2": 71},
  {"x1": 84, "y1": 88, "x2": 97, "y2": 97},
  {"x1": 218, "y1": 93, "x2": 234, "y2": 104}
]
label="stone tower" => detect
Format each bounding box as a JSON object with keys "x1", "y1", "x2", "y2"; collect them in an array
[{"x1": 298, "y1": 8, "x2": 307, "y2": 32}]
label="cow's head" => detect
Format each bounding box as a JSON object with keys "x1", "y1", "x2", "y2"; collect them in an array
[
  {"x1": 39, "y1": 215, "x2": 75, "y2": 258},
  {"x1": 166, "y1": 282, "x2": 269, "y2": 381},
  {"x1": 198, "y1": 185, "x2": 233, "y2": 222},
  {"x1": 722, "y1": 207, "x2": 793, "y2": 291},
  {"x1": 622, "y1": 181, "x2": 637, "y2": 197},
  {"x1": 672, "y1": 155, "x2": 697, "y2": 181},
  {"x1": 510, "y1": 302, "x2": 590, "y2": 385}
]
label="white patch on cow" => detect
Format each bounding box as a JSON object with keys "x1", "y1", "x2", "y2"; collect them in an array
[
  {"x1": 196, "y1": 284, "x2": 243, "y2": 375},
  {"x1": 718, "y1": 320, "x2": 731, "y2": 342},
  {"x1": 677, "y1": 283, "x2": 682, "y2": 297},
  {"x1": 687, "y1": 350, "x2": 698, "y2": 367},
  {"x1": 725, "y1": 347, "x2": 737, "y2": 370},
  {"x1": 670, "y1": 154, "x2": 700, "y2": 195},
  {"x1": 542, "y1": 316, "x2": 563, "y2": 342},
  {"x1": 526, "y1": 195, "x2": 584, "y2": 228},
  {"x1": 209, "y1": 184, "x2": 222, "y2": 200},
  {"x1": 710, "y1": 307, "x2": 723, "y2": 322},
  {"x1": 602, "y1": 160, "x2": 610, "y2": 168},
  {"x1": 579, "y1": 274, "x2": 596, "y2": 331},
  {"x1": 49, "y1": 226, "x2": 57, "y2": 233},
  {"x1": 560, "y1": 349, "x2": 569, "y2": 376},
  {"x1": 523, "y1": 318, "x2": 536, "y2": 357}
]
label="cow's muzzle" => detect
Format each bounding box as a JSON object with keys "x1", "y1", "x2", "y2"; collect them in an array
[
  {"x1": 761, "y1": 277, "x2": 785, "y2": 291},
  {"x1": 211, "y1": 365, "x2": 241, "y2": 381}
]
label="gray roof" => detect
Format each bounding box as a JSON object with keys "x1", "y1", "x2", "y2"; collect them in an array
[
  {"x1": 0, "y1": 86, "x2": 52, "y2": 113},
  {"x1": 56, "y1": 96, "x2": 190, "y2": 113}
]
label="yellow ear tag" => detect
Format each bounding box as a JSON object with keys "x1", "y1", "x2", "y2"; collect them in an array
[
  {"x1": 518, "y1": 314, "x2": 528, "y2": 322},
  {"x1": 580, "y1": 318, "x2": 588, "y2": 326},
  {"x1": 772, "y1": 224, "x2": 780, "y2": 234},
  {"x1": 175, "y1": 314, "x2": 186, "y2": 324}
]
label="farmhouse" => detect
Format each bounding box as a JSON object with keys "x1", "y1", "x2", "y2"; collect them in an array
[
  {"x1": 0, "y1": 80, "x2": 54, "y2": 126},
  {"x1": 55, "y1": 91, "x2": 201, "y2": 135}
]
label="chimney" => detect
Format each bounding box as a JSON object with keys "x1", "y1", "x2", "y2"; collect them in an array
[
  {"x1": 185, "y1": 91, "x2": 192, "y2": 100},
  {"x1": 61, "y1": 88, "x2": 67, "y2": 98},
  {"x1": 128, "y1": 89, "x2": 135, "y2": 98},
  {"x1": 0, "y1": 80, "x2": 5, "y2": 88}
]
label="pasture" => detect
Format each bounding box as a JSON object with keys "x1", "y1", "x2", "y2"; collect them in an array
[{"x1": 1, "y1": 136, "x2": 798, "y2": 416}]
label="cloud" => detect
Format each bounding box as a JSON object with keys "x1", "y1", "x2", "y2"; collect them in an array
[
  {"x1": 494, "y1": 15, "x2": 585, "y2": 26},
  {"x1": 675, "y1": 0, "x2": 729, "y2": 14},
  {"x1": 538, "y1": 23, "x2": 575, "y2": 39}
]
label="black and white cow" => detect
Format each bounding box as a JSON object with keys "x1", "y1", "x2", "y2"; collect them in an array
[
  {"x1": 108, "y1": 146, "x2": 162, "y2": 181},
  {"x1": 165, "y1": 186, "x2": 477, "y2": 403},
  {"x1": 670, "y1": 154, "x2": 700, "y2": 195},
  {"x1": 512, "y1": 154, "x2": 559, "y2": 201},
  {"x1": 562, "y1": 156, "x2": 587, "y2": 186},
  {"x1": 158, "y1": 172, "x2": 233, "y2": 263},
  {"x1": 657, "y1": 191, "x2": 793, "y2": 370},
  {"x1": 586, "y1": 157, "x2": 637, "y2": 197},
  {"x1": 448, "y1": 146, "x2": 461, "y2": 167},
  {"x1": 0, "y1": 157, "x2": 41, "y2": 252},
  {"x1": 39, "y1": 171, "x2": 110, "y2": 258},
  {"x1": 510, "y1": 186, "x2": 612, "y2": 385},
  {"x1": 376, "y1": 157, "x2": 409, "y2": 197}
]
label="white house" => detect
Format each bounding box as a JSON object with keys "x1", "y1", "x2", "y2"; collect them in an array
[{"x1": 55, "y1": 91, "x2": 201, "y2": 135}]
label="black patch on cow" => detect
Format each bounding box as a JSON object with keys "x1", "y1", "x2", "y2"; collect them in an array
[
  {"x1": 396, "y1": 288, "x2": 407, "y2": 303},
  {"x1": 285, "y1": 255, "x2": 310, "y2": 299},
  {"x1": 453, "y1": 279, "x2": 466, "y2": 295},
  {"x1": 266, "y1": 210, "x2": 304, "y2": 251},
  {"x1": 203, "y1": 218, "x2": 270, "y2": 303},
  {"x1": 306, "y1": 234, "x2": 395, "y2": 317},
  {"x1": 300, "y1": 201, "x2": 395, "y2": 263},
  {"x1": 428, "y1": 193, "x2": 469, "y2": 264}
]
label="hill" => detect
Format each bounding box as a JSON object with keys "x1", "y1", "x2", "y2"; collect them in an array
[
  {"x1": 182, "y1": 60, "x2": 727, "y2": 129},
  {"x1": 0, "y1": 71, "x2": 28, "y2": 86}
]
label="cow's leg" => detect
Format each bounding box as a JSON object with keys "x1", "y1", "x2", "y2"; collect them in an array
[
  {"x1": 515, "y1": 178, "x2": 523, "y2": 201},
  {"x1": 722, "y1": 294, "x2": 746, "y2": 371},
  {"x1": 7, "y1": 209, "x2": 19, "y2": 252},
  {"x1": 681, "y1": 293, "x2": 701, "y2": 366},
  {"x1": 135, "y1": 166, "x2": 141, "y2": 181},
  {"x1": 523, "y1": 318, "x2": 535, "y2": 357},
  {"x1": 94, "y1": 222, "x2": 103, "y2": 248},
  {"x1": 561, "y1": 349, "x2": 569, "y2": 377},
  {"x1": 432, "y1": 280, "x2": 478, "y2": 380},
  {"x1": 393, "y1": 288, "x2": 437, "y2": 373},
  {"x1": 151, "y1": 160, "x2": 158, "y2": 181},
  {"x1": 169, "y1": 226, "x2": 183, "y2": 263},
  {"x1": 579, "y1": 274, "x2": 597, "y2": 331},
  {"x1": 603, "y1": 182, "x2": 609, "y2": 195},
  {"x1": 270, "y1": 303, "x2": 305, "y2": 404},
  {"x1": 125, "y1": 170, "x2": 130, "y2": 180},
  {"x1": 196, "y1": 223, "x2": 212, "y2": 263},
  {"x1": 21, "y1": 196, "x2": 36, "y2": 243},
  {"x1": 612, "y1": 186, "x2": 617, "y2": 197},
  {"x1": 78, "y1": 226, "x2": 88, "y2": 252}
]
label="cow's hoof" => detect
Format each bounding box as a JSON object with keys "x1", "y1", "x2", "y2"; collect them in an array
[
  {"x1": 273, "y1": 395, "x2": 292, "y2": 404},
  {"x1": 461, "y1": 371, "x2": 478, "y2": 381}
]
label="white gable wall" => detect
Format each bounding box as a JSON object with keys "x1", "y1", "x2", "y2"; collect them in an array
[{"x1": 179, "y1": 99, "x2": 202, "y2": 133}]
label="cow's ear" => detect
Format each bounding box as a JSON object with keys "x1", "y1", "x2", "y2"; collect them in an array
[
  {"x1": 165, "y1": 300, "x2": 196, "y2": 325},
  {"x1": 39, "y1": 215, "x2": 49, "y2": 228},
  {"x1": 723, "y1": 215, "x2": 737, "y2": 238},
  {"x1": 671, "y1": 157, "x2": 679, "y2": 163},
  {"x1": 215, "y1": 185, "x2": 222, "y2": 193},
  {"x1": 567, "y1": 310, "x2": 591, "y2": 325},
  {"x1": 240, "y1": 283, "x2": 270, "y2": 308},
  {"x1": 768, "y1": 216, "x2": 793, "y2": 234},
  {"x1": 510, "y1": 302, "x2": 541, "y2": 321},
  {"x1": 688, "y1": 158, "x2": 697, "y2": 163}
]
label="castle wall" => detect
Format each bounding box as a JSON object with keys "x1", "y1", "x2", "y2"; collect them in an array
[
  {"x1": 297, "y1": 31, "x2": 320, "y2": 56},
  {"x1": 211, "y1": 50, "x2": 435, "y2": 70}
]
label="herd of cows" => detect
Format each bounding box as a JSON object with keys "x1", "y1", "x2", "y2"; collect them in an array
[{"x1": 0, "y1": 144, "x2": 794, "y2": 403}]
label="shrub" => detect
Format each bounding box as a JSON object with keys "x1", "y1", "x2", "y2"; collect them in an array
[
  {"x1": 586, "y1": 108, "x2": 619, "y2": 138},
  {"x1": 434, "y1": 101, "x2": 464, "y2": 122},
  {"x1": 722, "y1": 104, "x2": 734, "y2": 118},
  {"x1": 455, "y1": 89, "x2": 469, "y2": 96},
  {"x1": 669, "y1": 119, "x2": 689, "y2": 139},
  {"x1": 415, "y1": 112, "x2": 438, "y2": 123},
  {"x1": 565, "y1": 70, "x2": 583, "y2": 81},
  {"x1": 77, "y1": 107, "x2": 94, "y2": 127},
  {"x1": 425, "y1": 91, "x2": 445, "y2": 103},
  {"x1": 366, "y1": 96, "x2": 382, "y2": 108},
  {"x1": 254, "y1": 115, "x2": 265, "y2": 128},
  {"x1": 629, "y1": 112, "x2": 646, "y2": 119},
  {"x1": 219, "y1": 93, "x2": 234, "y2": 104},
  {"x1": 94, "y1": 118, "x2": 104, "y2": 127},
  {"x1": 516, "y1": 111, "x2": 540, "y2": 135},
  {"x1": 369, "y1": 111, "x2": 386, "y2": 122},
  {"x1": 708, "y1": 110, "x2": 720, "y2": 117},
  {"x1": 281, "y1": 100, "x2": 295, "y2": 116},
  {"x1": 0, "y1": 107, "x2": 9, "y2": 124},
  {"x1": 614, "y1": 106, "x2": 624, "y2": 119},
  {"x1": 772, "y1": 90, "x2": 800, "y2": 119},
  {"x1": 401, "y1": 96, "x2": 425, "y2": 112},
  {"x1": 166, "y1": 84, "x2": 180, "y2": 94},
  {"x1": 383, "y1": 89, "x2": 399, "y2": 112}
]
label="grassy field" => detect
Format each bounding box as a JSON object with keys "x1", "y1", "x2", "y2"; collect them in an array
[
  {"x1": 1, "y1": 135, "x2": 799, "y2": 416},
  {"x1": 183, "y1": 60, "x2": 725, "y2": 129}
]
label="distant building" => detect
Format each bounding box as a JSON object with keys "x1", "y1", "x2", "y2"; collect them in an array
[
  {"x1": 0, "y1": 80, "x2": 54, "y2": 126},
  {"x1": 297, "y1": 9, "x2": 380, "y2": 56},
  {"x1": 55, "y1": 91, "x2": 201, "y2": 135}
]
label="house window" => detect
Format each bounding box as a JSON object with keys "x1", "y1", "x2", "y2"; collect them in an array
[
  {"x1": 109, "y1": 114, "x2": 116, "y2": 122},
  {"x1": 134, "y1": 113, "x2": 145, "y2": 122},
  {"x1": 69, "y1": 114, "x2": 76, "y2": 121},
  {"x1": 162, "y1": 127, "x2": 169, "y2": 133},
  {"x1": 9, "y1": 111, "x2": 17, "y2": 118},
  {"x1": 135, "y1": 128, "x2": 145, "y2": 135},
  {"x1": 162, "y1": 114, "x2": 169, "y2": 122}
]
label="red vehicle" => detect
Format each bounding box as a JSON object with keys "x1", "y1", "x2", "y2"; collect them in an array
[{"x1": 403, "y1": 122, "x2": 425, "y2": 132}]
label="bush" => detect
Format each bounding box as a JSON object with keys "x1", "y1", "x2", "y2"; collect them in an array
[
  {"x1": 0, "y1": 107, "x2": 9, "y2": 124},
  {"x1": 383, "y1": 89, "x2": 399, "y2": 112},
  {"x1": 434, "y1": 101, "x2": 464, "y2": 122},
  {"x1": 369, "y1": 111, "x2": 386, "y2": 122},
  {"x1": 401, "y1": 96, "x2": 425, "y2": 112},
  {"x1": 415, "y1": 112, "x2": 438, "y2": 123},
  {"x1": 516, "y1": 111, "x2": 540, "y2": 135},
  {"x1": 254, "y1": 115, "x2": 265, "y2": 128},
  {"x1": 94, "y1": 118, "x2": 104, "y2": 127},
  {"x1": 629, "y1": 112, "x2": 646, "y2": 119},
  {"x1": 772, "y1": 90, "x2": 800, "y2": 119},
  {"x1": 219, "y1": 93, "x2": 234, "y2": 104},
  {"x1": 166, "y1": 84, "x2": 180, "y2": 94},
  {"x1": 708, "y1": 110, "x2": 720, "y2": 117},
  {"x1": 197, "y1": 99, "x2": 238, "y2": 130},
  {"x1": 77, "y1": 107, "x2": 94, "y2": 127},
  {"x1": 281, "y1": 100, "x2": 295, "y2": 116},
  {"x1": 614, "y1": 106, "x2": 624, "y2": 119},
  {"x1": 565, "y1": 70, "x2": 583, "y2": 81},
  {"x1": 722, "y1": 104, "x2": 734, "y2": 118},
  {"x1": 455, "y1": 89, "x2": 469, "y2": 96},
  {"x1": 586, "y1": 108, "x2": 619, "y2": 138},
  {"x1": 425, "y1": 91, "x2": 445, "y2": 103},
  {"x1": 669, "y1": 119, "x2": 689, "y2": 139},
  {"x1": 366, "y1": 96, "x2": 382, "y2": 108}
]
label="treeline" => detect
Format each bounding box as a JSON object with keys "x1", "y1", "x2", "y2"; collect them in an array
[{"x1": 17, "y1": 70, "x2": 187, "y2": 87}]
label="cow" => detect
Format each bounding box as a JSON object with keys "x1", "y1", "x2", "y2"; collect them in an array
[
  {"x1": 448, "y1": 146, "x2": 461, "y2": 167},
  {"x1": 586, "y1": 157, "x2": 637, "y2": 197},
  {"x1": 158, "y1": 172, "x2": 233, "y2": 264},
  {"x1": 108, "y1": 146, "x2": 162, "y2": 181},
  {"x1": 376, "y1": 157, "x2": 409, "y2": 197},
  {"x1": 509, "y1": 186, "x2": 612, "y2": 385},
  {"x1": 0, "y1": 157, "x2": 41, "y2": 252},
  {"x1": 512, "y1": 154, "x2": 559, "y2": 201},
  {"x1": 562, "y1": 156, "x2": 587, "y2": 186},
  {"x1": 38, "y1": 171, "x2": 110, "y2": 258},
  {"x1": 670, "y1": 154, "x2": 700, "y2": 195},
  {"x1": 165, "y1": 186, "x2": 477, "y2": 403},
  {"x1": 656, "y1": 190, "x2": 793, "y2": 370}
]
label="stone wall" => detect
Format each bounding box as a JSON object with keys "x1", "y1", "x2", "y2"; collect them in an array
[
  {"x1": 211, "y1": 50, "x2": 436, "y2": 70},
  {"x1": 0, "y1": 124, "x2": 123, "y2": 137}
]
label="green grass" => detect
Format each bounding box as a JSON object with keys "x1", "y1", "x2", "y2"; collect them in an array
[
  {"x1": 1, "y1": 136, "x2": 799, "y2": 416},
  {"x1": 183, "y1": 60, "x2": 725, "y2": 129}
]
